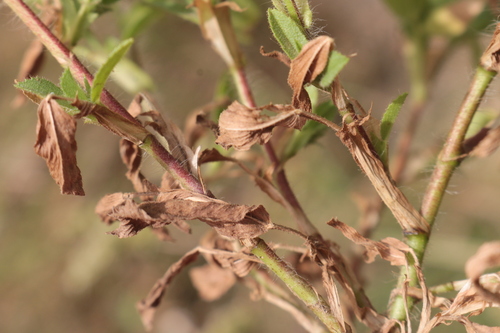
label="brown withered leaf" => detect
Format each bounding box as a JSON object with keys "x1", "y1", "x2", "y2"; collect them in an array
[
  {"x1": 306, "y1": 234, "x2": 388, "y2": 331},
  {"x1": 260, "y1": 46, "x2": 291, "y2": 67},
  {"x1": 465, "y1": 241, "x2": 500, "y2": 304},
  {"x1": 141, "y1": 189, "x2": 273, "y2": 239},
  {"x1": 480, "y1": 23, "x2": 500, "y2": 72},
  {"x1": 189, "y1": 264, "x2": 236, "y2": 301},
  {"x1": 137, "y1": 248, "x2": 200, "y2": 331},
  {"x1": 95, "y1": 192, "x2": 128, "y2": 224},
  {"x1": 336, "y1": 117, "x2": 430, "y2": 235},
  {"x1": 328, "y1": 219, "x2": 409, "y2": 266},
  {"x1": 120, "y1": 139, "x2": 158, "y2": 197},
  {"x1": 469, "y1": 126, "x2": 500, "y2": 158},
  {"x1": 35, "y1": 95, "x2": 84, "y2": 195},
  {"x1": 216, "y1": 101, "x2": 299, "y2": 150},
  {"x1": 107, "y1": 197, "x2": 160, "y2": 238},
  {"x1": 288, "y1": 36, "x2": 334, "y2": 128},
  {"x1": 127, "y1": 94, "x2": 144, "y2": 117},
  {"x1": 184, "y1": 99, "x2": 228, "y2": 147}
]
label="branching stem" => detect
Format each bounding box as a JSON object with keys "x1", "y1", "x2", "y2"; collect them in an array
[{"x1": 388, "y1": 66, "x2": 496, "y2": 320}]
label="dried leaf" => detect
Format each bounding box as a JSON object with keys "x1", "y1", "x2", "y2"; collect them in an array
[
  {"x1": 120, "y1": 139, "x2": 158, "y2": 197},
  {"x1": 189, "y1": 264, "x2": 236, "y2": 301},
  {"x1": 328, "y1": 219, "x2": 409, "y2": 266},
  {"x1": 216, "y1": 101, "x2": 299, "y2": 150},
  {"x1": 306, "y1": 234, "x2": 388, "y2": 331},
  {"x1": 141, "y1": 189, "x2": 273, "y2": 239},
  {"x1": 260, "y1": 46, "x2": 291, "y2": 67},
  {"x1": 480, "y1": 23, "x2": 500, "y2": 72},
  {"x1": 469, "y1": 126, "x2": 500, "y2": 158},
  {"x1": 288, "y1": 36, "x2": 334, "y2": 128},
  {"x1": 465, "y1": 241, "x2": 500, "y2": 303},
  {"x1": 137, "y1": 248, "x2": 200, "y2": 331},
  {"x1": 95, "y1": 193, "x2": 128, "y2": 224},
  {"x1": 108, "y1": 198, "x2": 159, "y2": 238},
  {"x1": 127, "y1": 94, "x2": 144, "y2": 117},
  {"x1": 336, "y1": 117, "x2": 430, "y2": 234},
  {"x1": 35, "y1": 95, "x2": 84, "y2": 195}
]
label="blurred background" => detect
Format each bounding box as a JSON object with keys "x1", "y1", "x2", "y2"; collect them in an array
[{"x1": 1, "y1": 0, "x2": 500, "y2": 332}]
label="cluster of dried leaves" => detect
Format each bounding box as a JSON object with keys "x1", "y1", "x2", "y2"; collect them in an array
[{"x1": 14, "y1": 3, "x2": 500, "y2": 332}]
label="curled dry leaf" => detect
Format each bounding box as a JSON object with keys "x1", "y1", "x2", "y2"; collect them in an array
[
  {"x1": 107, "y1": 196, "x2": 159, "y2": 238},
  {"x1": 480, "y1": 23, "x2": 500, "y2": 72},
  {"x1": 141, "y1": 189, "x2": 273, "y2": 239},
  {"x1": 260, "y1": 46, "x2": 291, "y2": 67},
  {"x1": 35, "y1": 95, "x2": 84, "y2": 195},
  {"x1": 336, "y1": 117, "x2": 430, "y2": 235},
  {"x1": 95, "y1": 192, "x2": 128, "y2": 224},
  {"x1": 216, "y1": 101, "x2": 300, "y2": 150},
  {"x1": 469, "y1": 126, "x2": 500, "y2": 158},
  {"x1": 327, "y1": 219, "x2": 409, "y2": 266},
  {"x1": 137, "y1": 248, "x2": 200, "y2": 331},
  {"x1": 98, "y1": 189, "x2": 272, "y2": 239},
  {"x1": 184, "y1": 99, "x2": 228, "y2": 147},
  {"x1": 465, "y1": 241, "x2": 500, "y2": 304},
  {"x1": 288, "y1": 36, "x2": 334, "y2": 128},
  {"x1": 120, "y1": 139, "x2": 159, "y2": 197},
  {"x1": 306, "y1": 234, "x2": 388, "y2": 331}
]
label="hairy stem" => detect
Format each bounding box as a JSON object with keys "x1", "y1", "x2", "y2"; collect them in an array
[
  {"x1": 247, "y1": 238, "x2": 345, "y2": 333},
  {"x1": 388, "y1": 66, "x2": 496, "y2": 320}
]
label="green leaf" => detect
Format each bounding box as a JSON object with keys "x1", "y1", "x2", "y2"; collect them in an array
[
  {"x1": 59, "y1": 68, "x2": 89, "y2": 100},
  {"x1": 282, "y1": 101, "x2": 337, "y2": 161},
  {"x1": 15, "y1": 77, "x2": 63, "y2": 99},
  {"x1": 272, "y1": 0, "x2": 313, "y2": 29},
  {"x1": 380, "y1": 93, "x2": 407, "y2": 141},
  {"x1": 15, "y1": 77, "x2": 78, "y2": 114},
  {"x1": 267, "y1": 8, "x2": 308, "y2": 59},
  {"x1": 91, "y1": 38, "x2": 134, "y2": 103},
  {"x1": 319, "y1": 51, "x2": 349, "y2": 88},
  {"x1": 372, "y1": 93, "x2": 407, "y2": 166}
]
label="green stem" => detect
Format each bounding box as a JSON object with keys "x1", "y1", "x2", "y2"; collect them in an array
[
  {"x1": 248, "y1": 238, "x2": 345, "y2": 333},
  {"x1": 388, "y1": 66, "x2": 496, "y2": 320}
]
